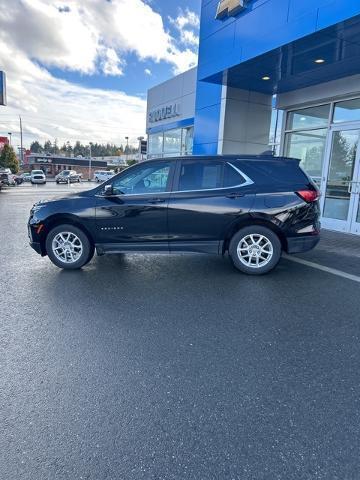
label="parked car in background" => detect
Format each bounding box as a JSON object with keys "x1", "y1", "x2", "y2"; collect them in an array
[
  {"x1": 31, "y1": 170, "x2": 46, "y2": 185},
  {"x1": 14, "y1": 175, "x2": 23, "y2": 185},
  {"x1": 0, "y1": 172, "x2": 16, "y2": 186},
  {"x1": 55, "y1": 170, "x2": 81, "y2": 184},
  {"x1": 21, "y1": 173, "x2": 32, "y2": 182},
  {"x1": 93, "y1": 170, "x2": 115, "y2": 182},
  {"x1": 28, "y1": 155, "x2": 321, "y2": 274}
]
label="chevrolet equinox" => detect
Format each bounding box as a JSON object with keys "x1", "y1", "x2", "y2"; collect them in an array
[{"x1": 28, "y1": 155, "x2": 320, "y2": 275}]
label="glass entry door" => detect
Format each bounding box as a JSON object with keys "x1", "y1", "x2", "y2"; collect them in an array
[{"x1": 321, "y1": 126, "x2": 360, "y2": 234}]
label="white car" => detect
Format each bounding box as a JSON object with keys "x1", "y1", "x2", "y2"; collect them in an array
[
  {"x1": 31, "y1": 170, "x2": 46, "y2": 184},
  {"x1": 93, "y1": 171, "x2": 115, "y2": 182}
]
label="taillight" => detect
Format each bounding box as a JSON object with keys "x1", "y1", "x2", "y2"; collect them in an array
[{"x1": 296, "y1": 190, "x2": 320, "y2": 203}]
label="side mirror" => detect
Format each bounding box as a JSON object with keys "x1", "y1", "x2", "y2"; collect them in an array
[{"x1": 104, "y1": 184, "x2": 113, "y2": 196}]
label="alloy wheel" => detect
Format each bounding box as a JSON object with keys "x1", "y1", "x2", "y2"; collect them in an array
[
  {"x1": 52, "y1": 232, "x2": 83, "y2": 264},
  {"x1": 237, "y1": 233, "x2": 274, "y2": 269}
]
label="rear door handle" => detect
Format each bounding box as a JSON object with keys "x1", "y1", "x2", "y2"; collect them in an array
[
  {"x1": 226, "y1": 192, "x2": 245, "y2": 199},
  {"x1": 147, "y1": 198, "x2": 166, "y2": 204}
]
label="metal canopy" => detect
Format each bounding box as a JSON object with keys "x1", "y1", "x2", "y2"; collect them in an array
[{"x1": 203, "y1": 15, "x2": 360, "y2": 94}]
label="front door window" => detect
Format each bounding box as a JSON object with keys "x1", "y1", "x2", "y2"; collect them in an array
[{"x1": 112, "y1": 162, "x2": 171, "y2": 195}]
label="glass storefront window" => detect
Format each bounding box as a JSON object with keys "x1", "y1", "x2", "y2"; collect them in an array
[
  {"x1": 323, "y1": 130, "x2": 359, "y2": 220},
  {"x1": 333, "y1": 98, "x2": 360, "y2": 124},
  {"x1": 163, "y1": 129, "x2": 182, "y2": 155},
  {"x1": 148, "y1": 133, "x2": 163, "y2": 155},
  {"x1": 182, "y1": 126, "x2": 194, "y2": 155},
  {"x1": 287, "y1": 105, "x2": 330, "y2": 130},
  {"x1": 285, "y1": 129, "x2": 327, "y2": 182},
  {"x1": 148, "y1": 125, "x2": 194, "y2": 159}
]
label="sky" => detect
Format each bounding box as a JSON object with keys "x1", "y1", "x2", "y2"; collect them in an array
[{"x1": 0, "y1": 0, "x2": 201, "y2": 150}]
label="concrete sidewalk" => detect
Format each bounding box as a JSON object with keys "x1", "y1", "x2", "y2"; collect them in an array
[{"x1": 294, "y1": 229, "x2": 360, "y2": 277}]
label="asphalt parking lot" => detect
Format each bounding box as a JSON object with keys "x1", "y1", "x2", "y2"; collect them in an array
[{"x1": 1, "y1": 183, "x2": 360, "y2": 480}]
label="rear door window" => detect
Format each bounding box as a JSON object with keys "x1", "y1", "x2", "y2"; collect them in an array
[
  {"x1": 178, "y1": 161, "x2": 223, "y2": 191},
  {"x1": 176, "y1": 160, "x2": 249, "y2": 191}
]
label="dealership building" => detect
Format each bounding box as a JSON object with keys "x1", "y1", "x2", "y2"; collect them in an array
[{"x1": 147, "y1": 0, "x2": 360, "y2": 235}]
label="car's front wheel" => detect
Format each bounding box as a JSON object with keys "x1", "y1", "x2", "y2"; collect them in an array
[
  {"x1": 46, "y1": 224, "x2": 94, "y2": 269},
  {"x1": 229, "y1": 226, "x2": 281, "y2": 275}
]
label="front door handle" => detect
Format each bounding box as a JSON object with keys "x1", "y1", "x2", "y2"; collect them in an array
[
  {"x1": 147, "y1": 198, "x2": 166, "y2": 204},
  {"x1": 226, "y1": 192, "x2": 245, "y2": 199}
]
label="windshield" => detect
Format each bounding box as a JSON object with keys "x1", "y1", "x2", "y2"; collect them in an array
[
  {"x1": 32, "y1": 170, "x2": 43, "y2": 174},
  {"x1": 61, "y1": 171, "x2": 70, "y2": 176}
]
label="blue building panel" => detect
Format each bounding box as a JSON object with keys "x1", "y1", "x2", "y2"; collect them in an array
[
  {"x1": 198, "y1": 0, "x2": 360, "y2": 81},
  {"x1": 193, "y1": 0, "x2": 360, "y2": 150},
  {"x1": 193, "y1": 77, "x2": 222, "y2": 155},
  {"x1": 193, "y1": 102, "x2": 222, "y2": 155}
]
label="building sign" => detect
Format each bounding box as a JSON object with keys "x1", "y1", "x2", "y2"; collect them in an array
[
  {"x1": 0, "y1": 72, "x2": 6, "y2": 106},
  {"x1": 149, "y1": 103, "x2": 180, "y2": 123},
  {"x1": 36, "y1": 158, "x2": 53, "y2": 163},
  {"x1": 216, "y1": 0, "x2": 247, "y2": 19},
  {"x1": 0, "y1": 136, "x2": 9, "y2": 150}
]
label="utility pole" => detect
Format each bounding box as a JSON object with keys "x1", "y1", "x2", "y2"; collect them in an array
[
  {"x1": 19, "y1": 116, "x2": 24, "y2": 165},
  {"x1": 88, "y1": 142, "x2": 93, "y2": 181},
  {"x1": 125, "y1": 136, "x2": 129, "y2": 163}
]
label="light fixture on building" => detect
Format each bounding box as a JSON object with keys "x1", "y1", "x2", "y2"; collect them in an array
[
  {"x1": 262, "y1": 76, "x2": 271, "y2": 81},
  {"x1": 314, "y1": 58, "x2": 325, "y2": 64}
]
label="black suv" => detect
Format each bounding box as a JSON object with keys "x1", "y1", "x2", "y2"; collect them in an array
[{"x1": 28, "y1": 155, "x2": 320, "y2": 275}]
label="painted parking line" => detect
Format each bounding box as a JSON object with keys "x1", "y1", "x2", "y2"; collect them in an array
[{"x1": 283, "y1": 254, "x2": 360, "y2": 284}]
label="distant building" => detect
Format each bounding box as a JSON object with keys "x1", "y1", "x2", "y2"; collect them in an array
[
  {"x1": 26, "y1": 154, "x2": 107, "y2": 180},
  {"x1": 93, "y1": 156, "x2": 128, "y2": 168}
]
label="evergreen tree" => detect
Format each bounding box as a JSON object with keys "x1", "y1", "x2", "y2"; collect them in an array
[
  {"x1": 30, "y1": 141, "x2": 43, "y2": 153},
  {"x1": 0, "y1": 144, "x2": 19, "y2": 173},
  {"x1": 44, "y1": 140, "x2": 52, "y2": 153}
]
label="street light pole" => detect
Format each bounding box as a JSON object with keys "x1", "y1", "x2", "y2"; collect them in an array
[
  {"x1": 125, "y1": 136, "x2": 129, "y2": 163},
  {"x1": 88, "y1": 142, "x2": 93, "y2": 181},
  {"x1": 19, "y1": 116, "x2": 24, "y2": 165}
]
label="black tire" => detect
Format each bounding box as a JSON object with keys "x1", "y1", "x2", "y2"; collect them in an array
[
  {"x1": 229, "y1": 226, "x2": 282, "y2": 275},
  {"x1": 46, "y1": 224, "x2": 94, "y2": 270}
]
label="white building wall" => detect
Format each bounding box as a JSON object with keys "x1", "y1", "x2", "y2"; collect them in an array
[
  {"x1": 146, "y1": 68, "x2": 197, "y2": 131},
  {"x1": 219, "y1": 87, "x2": 273, "y2": 155},
  {"x1": 277, "y1": 74, "x2": 360, "y2": 110}
]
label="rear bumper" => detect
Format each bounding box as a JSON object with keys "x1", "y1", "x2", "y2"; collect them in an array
[{"x1": 286, "y1": 234, "x2": 320, "y2": 254}]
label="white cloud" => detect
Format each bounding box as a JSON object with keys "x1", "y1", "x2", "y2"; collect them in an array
[
  {"x1": 169, "y1": 8, "x2": 200, "y2": 55},
  {"x1": 0, "y1": 0, "x2": 201, "y2": 147},
  {"x1": 0, "y1": 39, "x2": 146, "y2": 148},
  {"x1": 170, "y1": 9, "x2": 200, "y2": 30},
  {"x1": 101, "y1": 48, "x2": 125, "y2": 76},
  {"x1": 180, "y1": 30, "x2": 199, "y2": 47},
  {"x1": 0, "y1": 0, "x2": 198, "y2": 77}
]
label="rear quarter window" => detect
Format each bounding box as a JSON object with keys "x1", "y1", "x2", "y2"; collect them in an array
[{"x1": 233, "y1": 159, "x2": 309, "y2": 186}]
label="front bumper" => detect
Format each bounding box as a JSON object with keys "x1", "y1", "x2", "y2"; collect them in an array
[
  {"x1": 286, "y1": 234, "x2": 320, "y2": 254},
  {"x1": 29, "y1": 241, "x2": 42, "y2": 254},
  {"x1": 31, "y1": 179, "x2": 46, "y2": 184},
  {"x1": 28, "y1": 223, "x2": 46, "y2": 256}
]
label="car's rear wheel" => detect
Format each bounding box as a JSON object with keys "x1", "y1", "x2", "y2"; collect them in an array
[
  {"x1": 46, "y1": 224, "x2": 94, "y2": 270},
  {"x1": 229, "y1": 226, "x2": 281, "y2": 275}
]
